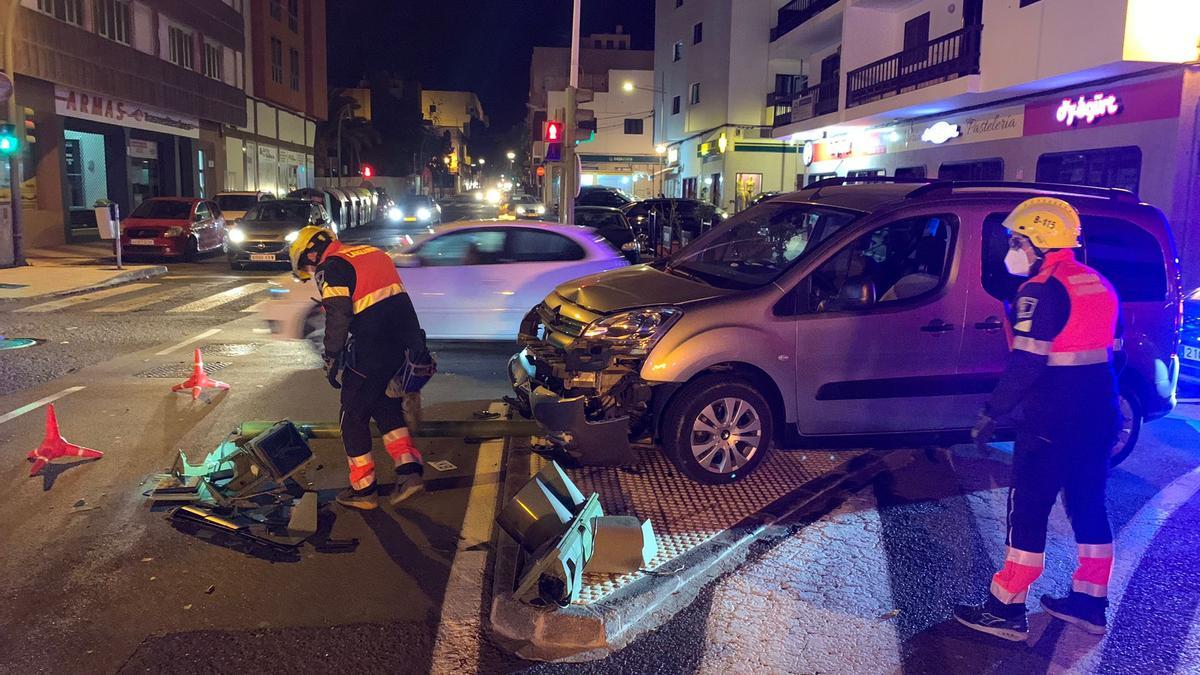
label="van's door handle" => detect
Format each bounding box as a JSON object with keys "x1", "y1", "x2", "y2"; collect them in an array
[
  {"x1": 974, "y1": 316, "x2": 1004, "y2": 331},
  {"x1": 920, "y1": 319, "x2": 955, "y2": 334}
]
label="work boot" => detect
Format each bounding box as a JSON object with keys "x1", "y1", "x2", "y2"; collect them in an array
[
  {"x1": 335, "y1": 486, "x2": 379, "y2": 511},
  {"x1": 953, "y1": 597, "x2": 1029, "y2": 642},
  {"x1": 1041, "y1": 592, "x2": 1108, "y2": 635},
  {"x1": 390, "y1": 472, "x2": 424, "y2": 506}
]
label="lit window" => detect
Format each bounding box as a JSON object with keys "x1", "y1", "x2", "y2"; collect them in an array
[
  {"x1": 270, "y1": 38, "x2": 284, "y2": 84},
  {"x1": 36, "y1": 0, "x2": 83, "y2": 26},
  {"x1": 168, "y1": 26, "x2": 195, "y2": 70},
  {"x1": 203, "y1": 42, "x2": 224, "y2": 80},
  {"x1": 94, "y1": 0, "x2": 130, "y2": 44}
]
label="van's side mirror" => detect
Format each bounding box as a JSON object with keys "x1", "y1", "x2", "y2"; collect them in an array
[{"x1": 838, "y1": 278, "x2": 876, "y2": 308}]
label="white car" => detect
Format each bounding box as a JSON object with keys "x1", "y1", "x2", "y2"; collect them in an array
[{"x1": 259, "y1": 220, "x2": 630, "y2": 344}]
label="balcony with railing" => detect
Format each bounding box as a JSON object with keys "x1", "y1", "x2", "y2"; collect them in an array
[
  {"x1": 771, "y1": 0, "x2": 841, "y2": 42},
  {"x1": 772, "y1": 76, "x2": 839, "y2": 127},
  {"x1": 845, "y1": 24, "x2": 982, "y2": 109}
]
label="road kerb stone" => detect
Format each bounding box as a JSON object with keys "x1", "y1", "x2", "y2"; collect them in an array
[{"x1": 48, "y1": 265, "x2": 169, "y2": 298}]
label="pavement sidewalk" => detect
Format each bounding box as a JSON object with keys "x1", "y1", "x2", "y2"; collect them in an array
[{"x1": 0, "y1": 241, "x2": 166, "y2": 299}]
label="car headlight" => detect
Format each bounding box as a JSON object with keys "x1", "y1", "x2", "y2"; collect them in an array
[
  {"x1": 387, "y1": 206, "x2": 403, "y2": 222},
  {"x1": 284, "y1": 230, "x2": 299, "y2": 243},
  {"x1": 582, "y1": 307, "x2": 682, "y2": 346},
  {"x1": 416, "y1": 207, "x2": 432, "y2": 221},
  {"x1": 536, "y1": 205, "x2": 546, "y2": 215},
  {"x1": 164, "y1": 226, "x2": 184, "y2": 237},
  {"x1": 515, "y1": 206, "x2": 526, "y2": 215},
  {"x1": 228, "y1": 227, "x2": 246, "y2": 244}
]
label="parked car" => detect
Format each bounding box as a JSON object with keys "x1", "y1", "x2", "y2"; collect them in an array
[
  {"x1": 214, "y1": 191, "x2": 273, "y2": 225},
  {"x1": 121, "y1": 197, "x2": 227, "y2": 260},
  {"x1": 622, "y1": 198, "x2": 726, "y2": 256},
  {"x1": 389, "y1": 194, "x2": 442, "y2": 227},
  {"x1": 227, "y1": 199, "x2": 334, "y2": 270},
  {"x1": 573, "y1": 206, "x2": 640, "y2": 263},
  {"x1": 1182, "y1": 287, "x2": 1200, "y2": 383},
  {"x1": 259, "y1": 220, "x2": 629, "y2": 345},
  {"x1": 500, "y1": 194, "x2": 548, "y2": 220},
  {"x1": 576, "y1": 185, "x2": 635, "y2": 208},
  {"x1": 509, "y1": 180, "x2": 1182, "y2": 483}
]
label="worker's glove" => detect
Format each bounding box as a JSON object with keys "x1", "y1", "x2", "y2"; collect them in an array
[
  {"x1": 323, "y1": 353, "x2": 342, "y2": 390},
  {"x1": 971, "y1": 412, "x2": 996, "y2": 450}
]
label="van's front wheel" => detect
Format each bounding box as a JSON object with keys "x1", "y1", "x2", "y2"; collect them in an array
[
  {"x1": 661, "y1": 375, "x2": 773, "y2": 484},
  {"x1": 1110, "y1": 388, "x2": 1141, "y2": 467}
]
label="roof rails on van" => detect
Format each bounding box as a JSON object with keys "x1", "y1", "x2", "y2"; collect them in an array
[
  {"x1": 804, "y1": 175, "x2": 935, "y2": 198},
  {"x1": 906, "y1": 181, "x2": 1139, "y2": 203}
]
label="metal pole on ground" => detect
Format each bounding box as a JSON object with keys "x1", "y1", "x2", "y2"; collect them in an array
[
  {"x1": 4, "y1": 0, "x2": 24, "y2": 266},
  {"x1": 560, "y1": 0, "x2": 580, "y2": 226}
]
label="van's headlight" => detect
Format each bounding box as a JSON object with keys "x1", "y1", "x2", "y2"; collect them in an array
[
  {"x1": 416, "y1": 207, "x2": 432, "y2": 221},
  {"x1": 387, "y1": 206, "x2": 403, "y2": 222},
  {"x1": 583, "y1": 307, "x2": 681, "y2": 346},
  {"x1": 228, "y1": 228, "x2": 246, "y2": 244}
]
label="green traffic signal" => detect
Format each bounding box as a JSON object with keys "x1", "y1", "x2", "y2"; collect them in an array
[{"x1": 0, "y1": 123, "x2": 17, "y2": 155}]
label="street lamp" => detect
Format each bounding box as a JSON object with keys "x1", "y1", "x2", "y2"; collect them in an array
[{"x1": 506, "y1": 150, "x2": 516, "y2": 174}]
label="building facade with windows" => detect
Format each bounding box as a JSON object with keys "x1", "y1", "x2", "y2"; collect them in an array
[
  {"x1": 220, "y1": 0, "x2": 326, "y2": 198},
  {"x1": 1, "y1": 0, "x2": 247, "y2": 247},
  {"x1": 421, "y1": 90, "x2": 487, "y2": 193},
  {"x1": 655, "y1": 0, "x2": 800, "y2": 213},
  {"x1": 763, "y1": 0, "x2": 1200, "y2": 281}
]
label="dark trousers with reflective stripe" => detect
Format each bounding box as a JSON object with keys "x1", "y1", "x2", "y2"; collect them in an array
[{"x1": 339, "y1": 368, "x2": 406, "y2": 461}]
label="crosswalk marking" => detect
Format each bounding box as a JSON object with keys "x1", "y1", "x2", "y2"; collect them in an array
[
  {"x1": 92, "y1": 282, "x2": 221, "y2": 313},
  {"x1": 16, "y1": 283, "x2": 159, "y2": 313},
  {"x1": 168, "y1": 282, "x2": 271, "y2": 313}
]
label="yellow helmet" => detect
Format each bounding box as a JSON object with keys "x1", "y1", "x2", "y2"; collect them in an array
[
  {"x1": 288, "y1": 225, "x2": 337, "y2": 280},
  {"x1": 1002, "y1": 197, "x2": 1081, "y2": 249}
]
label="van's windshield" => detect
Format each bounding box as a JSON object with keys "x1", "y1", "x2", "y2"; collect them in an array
[{"x1": 667, "y1": 202, "x2": 862, "y2": 289}]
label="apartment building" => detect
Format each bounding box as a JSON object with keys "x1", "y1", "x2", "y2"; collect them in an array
[
  {"x1": 655, "y1": 1, "x2": 798, "y2": 212},
  {"x1": 421, "y1": 90, "x2": 487, "y2": 193},
  {"x1": 764, "y1": 0, "x2": 1200, "y2": 280},
  {"x1": 1, "y1": 0, "x2": 247, "y2": 248}
]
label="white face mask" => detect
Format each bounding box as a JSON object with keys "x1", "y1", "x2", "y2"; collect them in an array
[{"x1": 1004, "y1": 248, "x2": 1033, "y2": 277}]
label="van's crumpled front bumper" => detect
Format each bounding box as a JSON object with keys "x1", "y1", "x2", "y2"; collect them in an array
[{"x1": 508, "y1": 348, "x2": 636, "y2": 466}]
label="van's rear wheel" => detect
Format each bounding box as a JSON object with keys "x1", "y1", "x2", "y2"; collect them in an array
[
  {"x1": 1110, "y1": 388, "x2": 1141, "y2": 467},
  {"x1": 661, "y1": 375, "x2": 773, "y2": 484}
]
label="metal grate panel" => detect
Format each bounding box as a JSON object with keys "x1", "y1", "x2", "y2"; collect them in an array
[
  {"x1": 200, "y1": 342, "x2": 262, "y2": 357},
  {"x1": 134, "y1": 361, "x2": 230, "y2": 378},
  {"x1": 526, "y1": 445, "x2": 863, "y2": 606}
]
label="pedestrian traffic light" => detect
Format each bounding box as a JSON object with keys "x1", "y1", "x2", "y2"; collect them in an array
[
  {"x1": 0, "y1": 124, "x2": 17, "y2": 155},
  {"x1": 361, "y1": 164, "x2": 373, "y2": 178},
  {"x1": 543, "y1": 120, "x2": 563, "y2": 143}
]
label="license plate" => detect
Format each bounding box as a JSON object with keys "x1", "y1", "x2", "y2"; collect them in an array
[
  {"x1": 130, "y1": 238, "x2": 156, "y2": 246},
  {"x1": 1185, "y1": 345, "x2": 1200, "y2": 362},
  {"x1": 250, "y1": 253, "x2": 277, "y2": 262}
]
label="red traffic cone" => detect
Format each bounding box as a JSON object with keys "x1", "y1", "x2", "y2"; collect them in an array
[
  {"x1": 170, "y1": 348, "x2": 230, "y2": 400},
  {"x1": 27, "y1": 404, "x2": 103, "y2": 476}
]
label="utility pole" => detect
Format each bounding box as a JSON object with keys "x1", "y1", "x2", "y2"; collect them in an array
[
  {"x1": 560, "y1": 0, "x2": 580, "y2": 225},
  {"x1": 4, "y1": 0, "x2": 25, "y2": 265}
]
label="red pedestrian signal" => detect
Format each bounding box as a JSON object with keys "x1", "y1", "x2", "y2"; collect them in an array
[
  {"x1": 361, "y1": 164, "x2": 374, "y2": 178},
  {"x1": 543, "y1": 121, "x2": 563, "y2": 142}
]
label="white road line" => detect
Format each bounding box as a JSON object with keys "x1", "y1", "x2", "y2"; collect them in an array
[
  {"x1": 155, "y1": 328, "x2": 222, "y2": 356},
  {"x1": 92, "y1": 282, "x2": 220, "y2": 314},
  {"x1": 15, "y1": 283, "x2": 159, "y2": 313},
  {"x1": 0, "y1": 386, "x2": 86, "y2": 426},
  {"x1": 429, "y1": 401, "x2": 507, "y2": 675},
  {"x1": 168, "y1": 282, "x2": 270, "y2": 313}
]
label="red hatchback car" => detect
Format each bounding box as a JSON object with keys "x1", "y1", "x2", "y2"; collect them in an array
[{"x1": 121, "y1": 197, "x2": 227, "y2": 259}]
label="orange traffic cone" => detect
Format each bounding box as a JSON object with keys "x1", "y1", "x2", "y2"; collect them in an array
[
  {"x1": 27, "y1": 404, "x2": 103, "y2": 476},
  {"x1": 171, "y1": 348, "x2": 230, "y2": 400}
]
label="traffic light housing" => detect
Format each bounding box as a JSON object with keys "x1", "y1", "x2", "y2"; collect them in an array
[
  {"x1": 543, "y1": 120, "x2": 563, "y2": 143},
  {"x1": 22, "y1": 106, "x2": 35, "y2": 145},
  {"x1": 0, "y1": 124, "x2": 17, "y2": 155},
  {"x1": 575, "y1": 109, "x2": 596, "y2": 144}
]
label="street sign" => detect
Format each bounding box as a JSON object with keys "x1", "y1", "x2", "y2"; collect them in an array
[{"x1": 0, "y1": 73, "x2": 11, "y2": 104}]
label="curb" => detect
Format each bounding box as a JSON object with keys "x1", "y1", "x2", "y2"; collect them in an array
[
  {"x1": 48, "y1": 265, "x2": 169, "y2": 298},
  {"x1": 487, "y1": 444, "x2": 913, "y2": 662}
]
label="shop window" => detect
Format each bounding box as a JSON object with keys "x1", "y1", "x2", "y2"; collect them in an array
[
  {"x1": 979, "y1": 213, "x2": 1166, "y2": 302},
  {"x1": 202, "y1": 42, "x2": 224, "y2": 81},
  {"x1": 689, "y1": 82, "x2": 701, "y2": 105},
  {"x1": 693, "y1": 22, "x2": 703, "y2": 44},
  {"x1": 672, "y1": 96, "x2": 681, "y2": 115},
  {"x1": 289, "y1": 48, "x2": 301, "y2": 91},
  {"x1": 168, "y1": 26, "x2": 194, "y2": 70},
  {"x1": 895, "y1": 166, "x2": 927, "y2": 179},
  {"x1": 287, "y1": 0, "x2": 299, "y2": 32},
  {"x1": 938, "y1": 159, "x2": 1003, "y2": 181},
  {"x1": 63, "y1": 129, "x2": 108, "y2": 212},
  {"x1": 94, "y1": 0, "x2": 130, "y2": 44},
  {"x1": 623, "y1": 118, "x2": 644, "y2": 135},
  {"x1": 673, "y1": 41, "x2": 683, "y2": 62},
  {"x1": 270, "y1": 38, "x2": 284, "y2": 84},
  {"x1": 36, "y1": 0, "x2": 83, "y2": 26},
  {"x1": 1035, "y1": 146, "x2": 1142, "y2": 196}
]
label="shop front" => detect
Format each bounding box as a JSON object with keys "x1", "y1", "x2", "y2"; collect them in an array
[
  {"x1": 578, "y1": 153, "x2": 661, "y2": 200},
  {"x1": 55, "y1": 85, "x2": 200, "y2": 241}
]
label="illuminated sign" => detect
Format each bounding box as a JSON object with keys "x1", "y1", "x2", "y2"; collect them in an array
[
  {"x1": 667, "y1": 146, "x2": 679, "y2": 164},
  {"x1": 826, "y1": 136, "x2": 853, "y2": 159},
  {"x1": 717, "y1": 133, "x2": 728, "y2": 154},
  {"x1": 801, "y1": 140, "x2": 814, "y2": 166},
  {"x1": 921, "y1": 121, "x2": 961, "y2": 144},
  {"x1": 54, "y1": 86, "x2": 199, "y2": 138},
  {"x1": 1056, "y1": 92, "x2": 1121, "y2": 126}
]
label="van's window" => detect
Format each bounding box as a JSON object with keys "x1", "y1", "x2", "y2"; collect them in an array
[
  {"x1": 939, "y1": 159, "x2": 1003, "y2": 181},
  {"x1": 1035, "y1": 146, "x2": 1141, "y2": 195},
  {"x1": 980, "y1": 213, "x2": 1167, "y2": 302},
  {"x1": 805, "y1": 214, "x2": 957, "y2": 313}
]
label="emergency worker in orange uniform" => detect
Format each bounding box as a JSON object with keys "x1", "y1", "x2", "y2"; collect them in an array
[
  {"x1": 290, "y1": 226, "x2": 426, "y2": 510},
  {"x1": 956, "y1": 198, "x2": 1121, "y2": 641}
]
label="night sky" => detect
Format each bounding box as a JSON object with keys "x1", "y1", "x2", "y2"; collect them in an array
[{"x1": 326, "y1": 0, "x2": 655, "y2": 132}]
